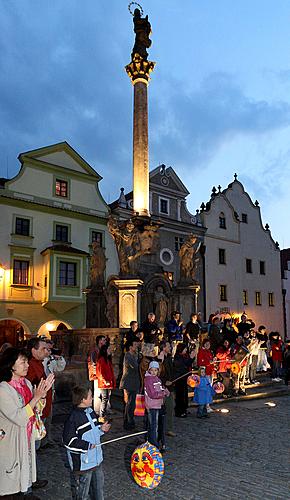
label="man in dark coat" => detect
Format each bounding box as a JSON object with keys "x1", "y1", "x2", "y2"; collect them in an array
[{"x1": 119, "y1": 340, "x2": 140, "y2": 430}]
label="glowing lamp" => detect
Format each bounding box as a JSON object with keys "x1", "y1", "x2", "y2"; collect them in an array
[
  {"x1": 131, "y1": 441, "x2": 164, "y2": 489},
  {"x1": 219, "y1": 408, "x2": 230, "y2": 413},
  {"x1": 264, "y1": 402, "x2": 276, "y2": 407},
  {"x1": 0, "y1": 263, "x2": 4, "y2": 280},
  {"x1": 187, "y1": 374, "x2": 200, "y2": 388},
  {"x1": 231, "y1": 362, "x2": 240, "y2": 375}
]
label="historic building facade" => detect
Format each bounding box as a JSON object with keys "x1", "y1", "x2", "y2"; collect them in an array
[
  {"x1": 0, "y1": 142, "x2": 118, "y2": 345},
  {"x1": 281, "y1": 248, "x2": 290, "y2": 339},
  {"x1": 200, "y1": 176, "x2": 283, "y2": 332},
  {"x1": 111, "y1": 165, "x2": 206, "y2": 324}
]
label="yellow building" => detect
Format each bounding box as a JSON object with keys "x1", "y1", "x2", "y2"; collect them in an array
[{"x1": 0, "y1": 142, "x2": 118, "y2": 345}]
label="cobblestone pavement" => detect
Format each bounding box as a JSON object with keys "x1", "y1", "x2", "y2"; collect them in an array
[{"x1": 37, "y1": 394, "x2": 290, "y2": 500}]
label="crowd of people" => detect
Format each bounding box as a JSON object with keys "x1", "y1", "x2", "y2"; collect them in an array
[
  {"x1": 88, "y1": 311, "x2": 290, "y2": 454},
  {"x1": 0, "y1": 312, "x2": 290, "y2": 499}
]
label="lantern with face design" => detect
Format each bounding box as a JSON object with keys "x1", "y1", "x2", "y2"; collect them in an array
[
  {"x1": 213, "y1": 381, "x2": 225, "y2": 394},
  {"x1": 131, "y1": 441, "x2": 164, "y2": 489}
]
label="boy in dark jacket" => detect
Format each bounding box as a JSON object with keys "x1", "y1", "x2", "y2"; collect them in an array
[{"x1": 63, "y1": 384, "x2": 110, "y2": 500}]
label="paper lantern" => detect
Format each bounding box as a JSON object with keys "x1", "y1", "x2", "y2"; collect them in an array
[
  {"x1": 187, "y1": 374, "x2": 200, "y2": 388},
  {"x1": 231, "y1": 362, "x2": 240, "y2": 375},
  {"x1": 131, "y1": 441, "x2": 164, "y2": 489},
  {"x1": 213, "y1": 381, "x2": 225, "y2": 394},
  {"x1": 134, "y1": 394, "x2": 145, "y2": 417}
]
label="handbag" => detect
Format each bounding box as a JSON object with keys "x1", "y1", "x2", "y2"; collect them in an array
[
  {"x1": 134, "y1": 394, "x2": 145, "y2": 417},
  {"x1": 33, "y1": 399, "x2": 46, "y2": 440}
]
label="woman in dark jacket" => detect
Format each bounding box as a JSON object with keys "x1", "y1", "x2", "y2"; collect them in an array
[{"x1": 173, "y1": 343, "x2": 194, "y2": 417}]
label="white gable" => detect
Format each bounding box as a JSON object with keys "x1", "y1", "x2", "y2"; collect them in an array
[{"x1": 38, "y1": 151, "x2": 86, "y2": 174}]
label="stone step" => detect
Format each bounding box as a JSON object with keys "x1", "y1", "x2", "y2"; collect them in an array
[{"x1": 189, "y1": 380, "x2": 290, "y2": 405}]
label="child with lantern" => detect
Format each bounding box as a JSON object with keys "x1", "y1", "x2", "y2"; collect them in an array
[{"x1": 193, "y1": 366, "x2": 215, "y2": 418}]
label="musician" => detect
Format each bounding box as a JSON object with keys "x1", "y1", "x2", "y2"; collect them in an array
[
  {"x1": 208, "y1": 317, "x2": 224, "y2": 354},
  {"x1": 237, "y1": 314, "x2": 255, "y2": 336},
  {"x1": 141, "y1": 312, "x2": 161, "y2": 346},
  {"x1": 231, "y1": 335, "x2": 249, "y2": 396}
]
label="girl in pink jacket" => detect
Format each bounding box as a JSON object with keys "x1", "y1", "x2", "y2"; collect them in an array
[{"x1": 144, "y1": 361, "x2": 169, "y2": 451}]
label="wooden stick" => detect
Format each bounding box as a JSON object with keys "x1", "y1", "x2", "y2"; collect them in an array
[
  {"x1": 171, "y1": 370, "x2": 193, "y2": 384},
  {"x1": 96, "y1": 430, "x2": 147, "y2": 447}
]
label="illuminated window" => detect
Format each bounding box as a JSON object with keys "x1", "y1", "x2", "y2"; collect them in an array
[
  {"x1": 260, "y1": 261, "x2": 265, "y2": 275},
  {"x1": 55, "y1": 179, "x2": 68, "y2": 198},
  {"x1": 58, "y1": 261, "x2": 77, "y2": 286},
  {"x1": 255, "y1": 291, "x2": 262, "y2": 306},
  {"x1": 175, "y1": 237, "x2": 184, "y2": 251},
  {"x1": 15, "y1": 217, "x2": 30, "y2": 236},
  {"x1": 220, "y1": 285, "x2": 227, "y2": 301},
  {"x1": 246, "y1": 259, "x2": 252, "y2": 273},
  {"x1": 219, "y1": 213, "x2": 226, "y2": 229},
  {"x1": 219, "y1": 248, "x2": 226, "y2": 264},
  {"x1": 243, "y1": 290, "x2": 248, "y2": 305},
  {"x1": 13, "y1": 260, "x2": 29, "y2": 285},
  {"x1": 268, "y1": 292, "x2": 274, "y2": 307}
]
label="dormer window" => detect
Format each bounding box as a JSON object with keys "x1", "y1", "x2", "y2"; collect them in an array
[
  {"x1": 55, "y1": 179, "x2": 68, "y2": 198},
  {"x1": 219, "y1": 212, "x2": 226, "y2": 229},
  {"x1": 242, "y1": 213, "x2": 248, "y2": 223}
]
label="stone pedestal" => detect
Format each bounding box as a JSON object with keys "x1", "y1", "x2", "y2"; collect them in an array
[
  {"x1": 126, "y1": 54, "x2": 155, "y2": 217},
  {"x1": 86, "y1": 288, "x2": 109, "y2": 328},
  {"x1": 113, "y1": 278, "x2": 143, "y2": 328},
  {"x1": 174, "y1": 284, "x2": 201, "y2": 321}
]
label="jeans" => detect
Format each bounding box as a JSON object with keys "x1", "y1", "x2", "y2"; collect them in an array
[
  {"x1": 272, "y1": 360, "x2": 282, "y2": 378},
  {"x1": 123, "y1": 390, "x2": 136, "y2": 428},
  {"x1": 197, "y1": 404, "x2": 207, "y2": 417},
  {"x1": 99, "y1": 389, "x2": 110, "y2": 418},
  {"x1": 72, "y1": 465, "x2": 104, "y2": 500},
  {"x1": 147, "y1": 408, "x2": 165, "y2": 448},
  {"x1": 93, "y1": 381, "x2": 101, "y2": 415}
]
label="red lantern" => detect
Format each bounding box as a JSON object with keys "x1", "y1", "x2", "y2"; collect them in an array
[{"x1": 187, "y1": 374, "x2": 200, "y2": 388}]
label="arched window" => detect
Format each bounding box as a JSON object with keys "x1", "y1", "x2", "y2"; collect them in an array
[{"x1": 219, "y1": 212, "x2": 226, "y2": 229}]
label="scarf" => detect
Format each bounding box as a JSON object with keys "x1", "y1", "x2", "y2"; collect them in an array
[{"x1": 9, "y1": 377, "x2": 35, "y2": 444}]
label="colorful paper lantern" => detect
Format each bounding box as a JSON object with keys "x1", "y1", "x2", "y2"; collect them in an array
[
  {"x1": 131, "y1": 441, "x2": 164, "y2": 489},
  {"x1": 187, "y1": 374, "x2": 200, "y2": 388},
  {"x1": 213, "y1": 381, "x2": 225, "y2": 394},
  {"x1": 231, "y1": 362, "x2": 240, "y2": 375},
  {"x1": 134, "y1": 394, "x2": 145, "y2": 417}
]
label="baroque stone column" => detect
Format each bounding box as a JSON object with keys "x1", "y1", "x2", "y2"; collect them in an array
[{"x1": 126, "y1": 54, "x2": 155, "y2": 217}]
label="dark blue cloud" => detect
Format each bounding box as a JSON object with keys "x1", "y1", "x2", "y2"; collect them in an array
[{"x1": 1, "y1": 1, "x2": 290, "y2": 208}]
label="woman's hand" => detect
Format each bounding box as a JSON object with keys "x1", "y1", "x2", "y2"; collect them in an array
[{"x1": 34, "y1": 379, "x2": 48, "y2": 401}]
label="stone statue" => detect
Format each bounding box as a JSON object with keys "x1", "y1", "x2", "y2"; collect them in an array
[
  {"x1": 179, "y1": 234, "x2": 200, "y2": 282},
  {"x1": 154, "y1": 285, "x2": 168, "y2": 326},
  {"x1": 108, "y1": 216, "x2": 159, "y2": 276},
  {"x1": 90, "y1": 240, "x2": 106, "y2": 287},
  {"x1": 108, "y1": 216, "x2": 138, "y2": 275},
  {"x1": 132, "y1": 8, "x2": 152, "y2": 60}
]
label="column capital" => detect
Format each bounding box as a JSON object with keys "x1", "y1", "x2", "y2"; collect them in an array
[{"x1": 125, "y1": 53, "x2": 155, "y2": 85}]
